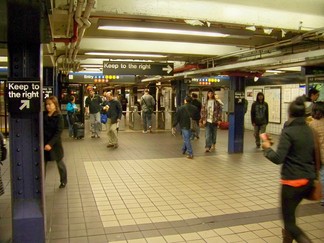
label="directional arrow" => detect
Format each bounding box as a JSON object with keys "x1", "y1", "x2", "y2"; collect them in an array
[
  {"x1": 19, "y1": 100, "x2": 30, "y2": 110},
  {"x1": 162, "y1": 65, "x2": 173, "y2": 74}
]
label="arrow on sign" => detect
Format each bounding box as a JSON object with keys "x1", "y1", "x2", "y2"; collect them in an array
[
  {"x1": 19, "y1": 100, "x2": 30, "y2": 110},
  {"x1": 162, "y1": 65, "x2": 173, "y2": 74}
]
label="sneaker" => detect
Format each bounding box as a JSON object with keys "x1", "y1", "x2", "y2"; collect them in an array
[
  {"x1": 113, "y1": 144, "x2": 119, "y2": 149},
  {"x1": 107, "y1": 144, "x2": 114, "y2": 148},
  {"x1": 182, "y1": 150, "x2": 186, "y2": 155},
  {"x1": 96, "y1": 134, "x2": 100, "y2": 138},
  {"x1": 205, "y1": 148, "x2": 211, "y2": 153},
  {"x1": 148, "y1": 126, "x2": 152, "y2": 133},
  {"x1": 142, "y1": 130, "x2": 148, "y2": 134},
  {"x1": 187, "y1": 155, "x2": 193, "y2": 159},
  {"x1": 91, "y1": 135, "x2": 95, "y2": 138},
  {"x1": 59, "y1": 182, "x2": 66, "y2": 188}
]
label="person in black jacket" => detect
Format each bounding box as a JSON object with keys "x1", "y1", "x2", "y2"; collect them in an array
[
  {"x1": 85, "y1": 89, "x2": 103, "y2": 138},
  {"x1": 191, "y1": 93, "x2": 202, "y2": 140},
  {"x1": 262, "y1": 96, "x2": 315, "y2": 243},
  {"x1": 44, "y1": 96, "x2": 67, "y2": 189},
  {"x1": 251, "y1": 92, "x2": 269, "y2": 148},
  {"x1": 172, "y1": 96, "x2": 199, "y2": 159},
  {"x1": 102, "y1": 92, "x2": 122, "y2": 148}
]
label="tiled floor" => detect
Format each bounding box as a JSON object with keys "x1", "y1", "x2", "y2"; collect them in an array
[{"x1": 1, "y1": 127, "x2": 324, "y2": 243}]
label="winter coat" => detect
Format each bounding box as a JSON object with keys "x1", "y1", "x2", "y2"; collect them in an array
[
  {"x1": 173, "y1": 103, "x2": 199, "y2": 130},
  {"x1": 263, "y1": 117, "x2": 316, "y2": 180},
  {"x1": 44, "y1": 112, "x2": 64, "y2": 162},
  {"x1": 85, "y1": 94, "x2": 102, "y2": 114},
  {"x1": 200, "y1": 99, "x2": 222, "y2": 124},
  {"x1": 251, "y1": 95, "x2": 269, "y2": 125},
  {"x1": 102, "y1": 99, "x2": 122, "y2": 124},
  {"x1": 141, "y1": 94, "x2": 155, "y2": 113},
  {"x1": 191, "y1": 99, "x2": 202, "y2": 121}
]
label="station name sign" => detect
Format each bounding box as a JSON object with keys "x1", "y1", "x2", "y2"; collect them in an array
[
  {"x1": 7, "y1": 81, "x2": 41, "y2": 113},
  {"x1": 103, "y1": 61, "x2": 174, "y2": 75}
]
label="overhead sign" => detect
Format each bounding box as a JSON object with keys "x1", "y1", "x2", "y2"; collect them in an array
[
  {"x1": 103, "y1": 62, "x2": 174, "y2": 75},
  {"x1": 68, "y1": 73, "x2": 136, "y2": 84},
  {"x1": 43, "y1": 86, "x2": 53, "y2": 99},
  {"x1": 7, "y1": 81, "x2": 41, "y2": 113}
]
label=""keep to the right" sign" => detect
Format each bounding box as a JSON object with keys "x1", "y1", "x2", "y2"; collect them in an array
[{"x1": 7, "y1": 81, "x2": 41, "y2": 113}]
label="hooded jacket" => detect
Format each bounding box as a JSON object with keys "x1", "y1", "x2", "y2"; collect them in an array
[{"x1": 251, "y1": 92, "x2": 269, "y2": 125}]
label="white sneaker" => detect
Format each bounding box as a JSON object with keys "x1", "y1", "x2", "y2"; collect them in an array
[{"x1": 142, "y1": 130, "x2": 148, "y2": 134}]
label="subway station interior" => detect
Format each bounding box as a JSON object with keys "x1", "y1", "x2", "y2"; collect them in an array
[{"x1": 0, "y1": 1, "x2": 324, "y2": 242}]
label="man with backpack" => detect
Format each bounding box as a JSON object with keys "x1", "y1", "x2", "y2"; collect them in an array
[{"x1": 251, "y1": 92, "x2": 269, "y2": 148}]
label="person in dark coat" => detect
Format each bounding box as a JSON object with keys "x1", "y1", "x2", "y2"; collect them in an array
[
  {"x1": 261, "y1": 96, "x2": 315, "y2": 243},
  {"x1": 251, "y1": 92, "x2": 269, "y2": 148},
  {"x1": 191, "y1": 93, "x2": 202, "y2": 140},
  {"x1": 172, "y1": 96, "x2": 199, "y2": 159},
  {"x1": 44, "y1": 96, "x2": 67, "y2": 189},
  {"x1": 0, "y1": 132, "x2": 5, "y2": 196}
]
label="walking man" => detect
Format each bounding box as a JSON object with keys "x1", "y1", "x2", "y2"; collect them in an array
[
  {"x1": 141, "y1": 89, "x2": 155, "y2": 133},
  {"x1": 172, "y1": 96, "x2": 199, "y2": 159},
  {"x1": 85, "y1": 88, "x2": 102, "y2": 138},
  {"x1": 200, "y1": 90, "x2": 223, "y2": 152},
  {"x1": 102, "y1": 92, "x2": 122, "y2": 148}
]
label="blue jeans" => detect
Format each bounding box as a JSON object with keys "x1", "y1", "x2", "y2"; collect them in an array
[
  {"x1": 89, "y1": 112, "x2": 101, "y2": 136},
  {"x1": 142, "y1": 112, "x2": 152, "y2": 131},
  {"x1": 181, "y1": 129, "x2": 193, "y2": 156},
  {"x1": 66, "y1": 114, "x2": 73, "y2": 137},
  {"x1": 205, "y1": 122, "x2": 217, "y2": 149}
]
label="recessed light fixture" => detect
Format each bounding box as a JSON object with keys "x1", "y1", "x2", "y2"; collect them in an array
[
  {"x1": 85, "y1": 52, "x2": 167, "y2": 58},
  {"x1": 0, "y1": 57, "x2": 7, "y2": 62},
  {"x1": 98, "y1": 26, "x2": 229, "y2": 38}
]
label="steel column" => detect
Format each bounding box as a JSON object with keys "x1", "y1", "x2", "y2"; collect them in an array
[
  {"x1": 228, "y1": 76, "x2": 245, "y2": 153},
  {"x1": 7, "y1": 1, "x2": 45, "y2": 242}
]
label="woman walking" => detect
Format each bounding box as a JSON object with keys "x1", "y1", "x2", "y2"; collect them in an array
[
  {"x1": 44, "y1": 96, "x2": 67, "y2": 189},
  {"x1": 261, "y1": 96, "x2": 315, "y2": 243}
]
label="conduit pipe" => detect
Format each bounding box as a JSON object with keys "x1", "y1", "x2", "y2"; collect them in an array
[
  {"x1": 72, "y1": 0, "x2": 95, "y2": 61},
  {"x1": 66, "y1": 0, "x2": 74, "y2": 36},
  {"x1": 53, "y1": 21, "x2": 78, "y2": 44}
]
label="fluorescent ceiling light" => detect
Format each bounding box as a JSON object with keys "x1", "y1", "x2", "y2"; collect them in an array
[
  {"x1": 266, "y1": 70, "x2": 284, "y2": 73},
  {"x1": 80, "y1": 64, "x2": 103, "y2": 68},
  {"x1": 277, "y1": 66, "x2": 301, "y2": 72},
  {"x1": 0, "y1": 57, "x2": 7, "y2": 62},
  {"x1": 98, "y1": 26, "x2": 229, "y2": 38},
  {"x1": 85, "y1": 52, "x2": 167, "y2": 58}
]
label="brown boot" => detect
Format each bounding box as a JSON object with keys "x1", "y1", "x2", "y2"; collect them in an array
[{"x1": 282, "y1": 229, "x2": 293, "y2": 243}]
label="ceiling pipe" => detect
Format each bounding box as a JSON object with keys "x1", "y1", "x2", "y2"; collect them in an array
[
  {"x1": 72, "y1": 0, "x2": 95, "y2": 61},
  {"x1": 173, "y1": 64, "x2": 205, "y2": 73},
  {"x1": 66, "y1": 0, "x2": 74, "y2": 36},
  {"x1": 74, "y1": 0, "x2": 85, "y2": 27},
  {"x1": 53, "y1": 21, "x2": 78, "y2": 44}
]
